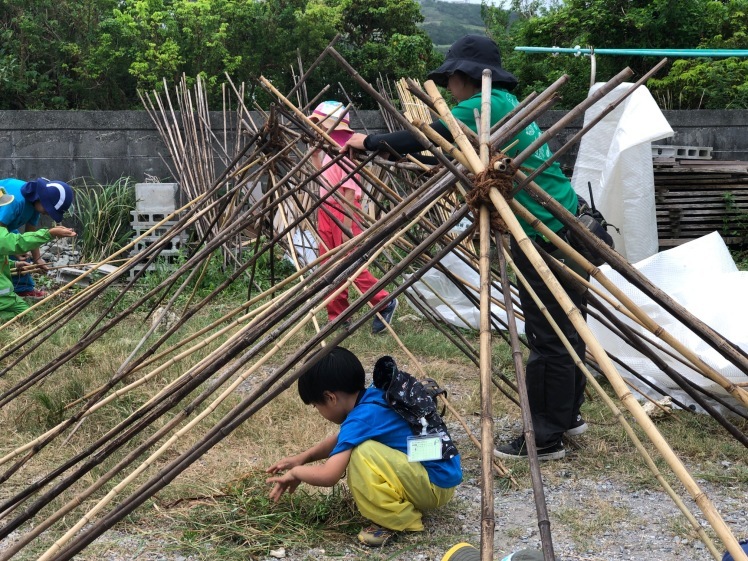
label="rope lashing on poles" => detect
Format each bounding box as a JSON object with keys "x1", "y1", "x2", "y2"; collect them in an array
[{"x1": 466, "y1": 153, "x2": 515, "y2": 232}]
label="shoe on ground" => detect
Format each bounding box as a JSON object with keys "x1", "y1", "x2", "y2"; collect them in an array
[
  {"x1": 17, "y1": 289, "x2": 48, "y2": 299},
  {"x1": 357, "y1": 524, "x2": 396, "y2": 547},
  {"x1": 564, "y1": 414, "x2": 588, "y2": 437},
  {"x1": 371, "y1": 298, "x2": 398, "y2": 334},
  {"x1": 493, "y1": 436, "x2": 565, "y2": 461}
]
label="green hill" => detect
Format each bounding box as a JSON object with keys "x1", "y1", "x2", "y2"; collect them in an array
[{"x1": 418, "y1": 0, "x2": 487, "y2": 52}]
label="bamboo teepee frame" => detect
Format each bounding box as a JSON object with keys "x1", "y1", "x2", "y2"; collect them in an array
[{"x1": 0, "y1": 40, "x2": 745, "y2": 561}]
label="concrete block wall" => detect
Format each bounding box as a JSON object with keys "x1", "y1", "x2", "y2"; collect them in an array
[{"x1": 0, "y1": 109, "x2": 746, "y2": 185}]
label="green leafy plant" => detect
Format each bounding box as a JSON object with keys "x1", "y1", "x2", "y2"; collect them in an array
[
  {"x1": 721, "y1": 191, "x2": 748, "y2": 244},
  {"x1": 71, "y1": 177, "x2": 136, "y2": 263},
  {"x1": 31, "y1": 378, "x2": 85, "y2": 430}
]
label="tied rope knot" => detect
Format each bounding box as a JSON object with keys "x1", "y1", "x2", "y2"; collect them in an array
[{"x1": 465, "y1": 153, "x2": 515, "y2": 232}]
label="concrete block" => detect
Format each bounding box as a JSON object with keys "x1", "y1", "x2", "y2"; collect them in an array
[
  {"x1": 651, "y1": 145, "x2": 713, "y2": 160},
  {"x1": 54, "y1": 267, "x2": 92, "y2": 286},
  {"x1": 133, "y1": 236, "x2": 185, "y2": 253},
  {"x1": 135, "y1": 183, "x2": 178, "y2": 212},
  {"x1": 130, "y1": 210, "x2": 174, "y2": 224}
]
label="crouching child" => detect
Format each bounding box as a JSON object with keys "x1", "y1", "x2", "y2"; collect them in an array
[{"x1": 266, "y1": 346, "x2": 462, "y2": 547}]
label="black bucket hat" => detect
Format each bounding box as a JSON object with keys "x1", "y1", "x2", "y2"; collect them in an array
[{"x1": 427, "y1": 35, "x2": 518, "y2": 91}]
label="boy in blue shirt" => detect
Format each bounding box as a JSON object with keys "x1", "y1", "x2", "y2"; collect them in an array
[{"x1": 266, "y1": 346, "x2": 462, "y2": 547}]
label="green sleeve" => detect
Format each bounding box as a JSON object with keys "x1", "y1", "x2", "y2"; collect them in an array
[{"x1": 0, "y1": 227, "x2": 52, "y2": 255}]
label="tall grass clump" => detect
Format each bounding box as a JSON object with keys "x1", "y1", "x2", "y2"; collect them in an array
[
  {"x1": 177, "y1": 470, "x2": 361, "y2": 559},
  {"x1": 71, "y1": 177, "x2": 136, "y2": 262}
]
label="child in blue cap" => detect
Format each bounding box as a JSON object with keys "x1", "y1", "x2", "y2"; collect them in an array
[{"x1": 0, "y1": 177, "x2": 75, "y2": 299}]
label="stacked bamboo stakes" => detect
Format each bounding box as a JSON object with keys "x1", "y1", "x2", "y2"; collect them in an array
[
  {"x1": 1, "y1": 41, "x2": 747, "y2": 561},
  {"x1": 27, "y1": 155, "x2": 480, "y2": 558}
]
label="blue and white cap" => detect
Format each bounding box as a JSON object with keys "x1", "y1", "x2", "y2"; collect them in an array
[{"x1": 23, "y1": 178, "x2": 74, "y2": 222}]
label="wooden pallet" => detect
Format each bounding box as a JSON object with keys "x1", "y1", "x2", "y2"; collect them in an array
[{"x1": 654, "y1": 161, "x2": 748, "y2": 247}]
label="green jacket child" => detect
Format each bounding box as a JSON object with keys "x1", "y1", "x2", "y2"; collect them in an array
[{"x1": 0, "y1": 225, "x2": 76, "y2": 321}]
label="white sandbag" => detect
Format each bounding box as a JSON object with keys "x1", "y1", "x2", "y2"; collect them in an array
[{"x1": 572, "y1": 83, "x2": 673, "y2": 263}]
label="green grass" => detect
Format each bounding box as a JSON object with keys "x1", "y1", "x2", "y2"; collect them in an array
[{"x1": 70, "y1": 177, "x2": 136, "y2": 263}]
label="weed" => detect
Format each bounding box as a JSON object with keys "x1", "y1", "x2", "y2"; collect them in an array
[
  {"x1": 175, "y1": 470, "x2": 362, "y2": 559},
  {"x1": 70, "y1": 177, "x2": 136, "y2": 262},
  {"x1": 721, "y1": 192, "x2": 748, "y2": 245},
  {"x1": 31, "y1": 378, "x2": 85, "y2": 430}
]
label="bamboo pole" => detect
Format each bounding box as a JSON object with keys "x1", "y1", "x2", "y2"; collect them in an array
[
  {"x1": 477, "y1": 70, "x2": 495, "y2": 561},
  {"x1": 486, "y1": 188, "x2": 748, "y2": 561},
  {"x1": 503, "y1": 245, "x2": 722, "y2": 561}
]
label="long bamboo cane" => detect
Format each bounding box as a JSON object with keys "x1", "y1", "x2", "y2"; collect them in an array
[
  {"x1": 487, "y1": 187, "x2": 748, "y2": 561},
  {"x1": 43, "y1": 185, "x2": 464, "y2": 559},
  {"x1": 509, "y1": 192, "x2": 748, "y2": 407},
  {"x1": 503, "y1": 245, "x2": 722, "y2": 561},
  {"x1": 496, "y1": 235, "x2": 555, "y2": 561}
]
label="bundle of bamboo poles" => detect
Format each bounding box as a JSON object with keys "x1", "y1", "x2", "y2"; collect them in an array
[{"x1": 0, "y1": 37, "x2": 746, "y2": 561}]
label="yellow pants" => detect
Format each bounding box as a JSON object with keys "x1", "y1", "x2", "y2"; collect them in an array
[{"x1": 347, "y1": 440, "x2": 455, "y2": 532}]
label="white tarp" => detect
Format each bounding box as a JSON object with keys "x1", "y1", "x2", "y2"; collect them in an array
[
  {"x1": 405, "y1": 251, "x2": 523, "y2": 333},
  {"x1": 590, "y1": 232, "x2": 748, "y2": 410},
  {"x1": 572, "y1": 83, "x2": 674, "y2": 263}
]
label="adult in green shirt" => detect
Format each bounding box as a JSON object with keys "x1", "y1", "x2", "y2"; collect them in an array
[{"x1": 343, "y1": 35, "x2": 588, "y2": 460}]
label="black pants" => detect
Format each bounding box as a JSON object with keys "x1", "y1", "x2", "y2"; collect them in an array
[{"x1": 510, "y1": 236, "x2": 587, "y2": 446}]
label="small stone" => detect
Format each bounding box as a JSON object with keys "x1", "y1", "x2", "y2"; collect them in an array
[{"x1": 269, "y1": 547, "x2": 286, "y2": 558}]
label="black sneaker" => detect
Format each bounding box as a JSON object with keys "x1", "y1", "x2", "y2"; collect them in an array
[
  {"x1": 493, "y1": 436, "x2": 565, "y2": 461},
  {"x1": 564, "y1": 414, "x2": 588, "y2": 437},
  {"x1": 371, "y1": 299, "x2": 398, "y2": 334}
]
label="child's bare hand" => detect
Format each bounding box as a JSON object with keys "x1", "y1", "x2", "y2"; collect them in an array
[
  {"x1": 266, "y1": 471, "x2": 301, "y2": 503},
  {"x1": 266, "y1": 454, "x2": 303, "y2": 474},
  {"x1": 13, "y1": 260, "x2": 30, "y2": 273},
  {"x1": 49, "y1": 227, "x2": 77, "y2": 238}
]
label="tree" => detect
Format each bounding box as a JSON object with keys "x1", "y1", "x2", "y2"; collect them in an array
[
  {"x1": 485, "y1": 0, "x2": 748, "y2": 109},
  {"x1": 0, "y1": 0, "x2": 440, "y2": 109},
  {"x1": 0, "y1": 0, "x2": 130, "y2": 109}
]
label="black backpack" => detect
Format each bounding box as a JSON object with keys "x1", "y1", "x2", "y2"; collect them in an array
[{"x1": 372, "y1": 356, "x2": 458, "y2": 460}]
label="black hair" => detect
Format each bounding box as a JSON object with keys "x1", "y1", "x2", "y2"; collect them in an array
[{"x1": 297, "y1": 346, "x2": 366, "y2": 404}]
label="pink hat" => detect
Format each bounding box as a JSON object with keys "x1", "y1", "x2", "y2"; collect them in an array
[{"x1": 310, "y1": 101, "x2": 351, "y2": 130}]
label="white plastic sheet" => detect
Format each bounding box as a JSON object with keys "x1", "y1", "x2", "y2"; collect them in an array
[
  {"x1": 405, "y1": 252, "x2": 523, "y2": 333},
  {"x1": 590, "y1": 232, "x2": 748, "y2": 410},
  {"x1": 572, "y1": 83, "x2": 674, "y2": 263},
  {"x1": 282, "y1": 228, "x2": 318, "y2": 269}
]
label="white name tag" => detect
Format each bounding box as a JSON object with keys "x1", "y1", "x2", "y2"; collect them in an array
[{"x1": 406, "y1": 434, "x2": 442, "y2": 462}]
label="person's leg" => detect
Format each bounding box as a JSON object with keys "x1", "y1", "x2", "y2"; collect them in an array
[
  {"x1": 347, "y1": 440, "x2": 452, "y2": 532},
  {"x1": 510, "y1": 239, "x2": 579, "y2": 447},
  {"x1": 351, "y1": 269, "x2": 388, "y2": 307},
  {"x1": 9, "y1": 253, "x2": 35, "y2": 293},
  {"x1": 317, "y1": 208, "x2": 349, "y2": 322},
  {"x1": 0, "y1": 293, "x2": 30, "y2": 322}
]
